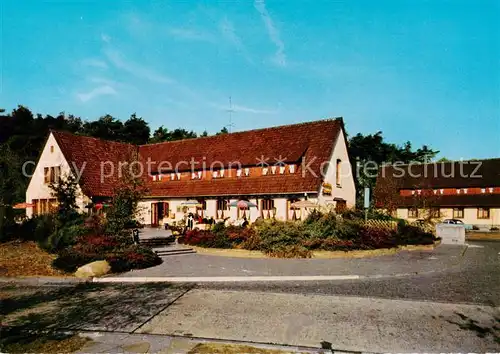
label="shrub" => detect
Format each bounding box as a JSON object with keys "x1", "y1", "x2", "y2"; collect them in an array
[
  {"x1": 396, "y1": 224, "x2": 435, "y2": 245},
  {"x1": 107, "y1": 245, "x2": 162, "y2": 273},
  {"x1": 256, "y1": 220, "x2": 305, "y2": 254},
  {"x1": 52, "y1": 248, "x2": 102, "y2": 273},
  {"x1": 490, "y1": 226, "x2": 499, "y2": 231},
  {"x1": 52, "y1": 243, "x2": 162, "y2": 273},
  {"x1": 43, "y1": 224, "x2": 88, "y2": 252},
  {"x1": 359, "y1": 224, "x2": 397, "y2": 249},
  {"x1": 265, "y1": 245, "x2": 312, "y2": 258},
  {"x1": 319, "y1": 237, "x2": 356, "y2": 251},
  {"x1": 181, "y1": 229, "x2": 217, "y2": 247}
]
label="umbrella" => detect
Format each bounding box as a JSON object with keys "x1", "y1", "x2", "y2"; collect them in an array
[
  {"x1": 291, "y1": 200, "x2": 317, "y2": 208},
  {"x1": 229, "y1": 200, "x2": 258, "y2": 209},
  {"x1": 12, "y1": 202, "x2": 34, "y2": 209}
]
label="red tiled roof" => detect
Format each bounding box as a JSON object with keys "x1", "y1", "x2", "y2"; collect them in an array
[
  {"x1": 52, "y1": 118, "x2": 344, "y2": 198},
  {"x1": 52, "y1": 131, "x2": 137, "y2": 197},
  {"x1": 374, "y1": 158, "x2": 500, "y2": 208}
]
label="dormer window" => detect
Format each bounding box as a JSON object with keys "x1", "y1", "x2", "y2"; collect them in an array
[
  {"x1": 158, "y1": 174, "x2": 162, "y2": 181},
  {"x1": 244, "y1": 168, "x2": 250, "y2": 176},
  {"x1": 289, "y1": 165, "x2": 296, "y2": 174},
  {"x1": 440, "y1": 189, "x2": 444, "y2": 194},
  {"x1": 463, "y1": 188, "x2": 468, "y2": 194},
  {"x1": 191, "y1": 172, "x2": 197, "y2": 179},
  {"x1": 176, "y1": 173, "x2": 181, "y2": 180},
  {"x1": 417, "y1": 189, "x2": 421, "y2": 195},
  {"x1": 213, "y1": 171, "x2": 218, "y2": 179},
  {"x1": 170, "y1": 173, "x2": 175, "y2": 181},
  {"x1": 456, "y1": 189, "x2": 461, "y2": 194},
  {"x1": 198, "y1": 171, "x2": 202, "y2": 179},
  {"x1": 262, "y1": 167, "x2": 268, "y2": 175},
  {"x1": 153, "y1": 175, "x2": 157, "y2": 181},
  {"x1": 279, "y1": 166, "x2": 285, "y2": 174},
  {"x1": 411, "y1": 190, "x2": 415, "y2": 195},
  {"x1": 489, "y1": 187, "x2": 494, "y2": 193},
  {"x1": 271, "y1": 166, "x2": 277, "y2": 174},
  {"x1": 220, "y1": 169, "x2": 225, "y2": 178},
  {"x1": 433, "y1": 190, "x2": 437, "y2": 195},
  {"x1": 481, "y1": 188, "x2": 486, "y2": 193},
  {"x1": 236, "y1": 169, "x2": 242, "y2": 177}
]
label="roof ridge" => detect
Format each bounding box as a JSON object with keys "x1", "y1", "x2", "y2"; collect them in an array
[
  {"x1": 382, "y1": 157, "x2": 500, "y2": 168},
  {"x1": 141, "y1": 117, "x2": 343, "y2": 147},
  {"x1": 50, "y1": 129, "x2": 136, "y2": 147}
]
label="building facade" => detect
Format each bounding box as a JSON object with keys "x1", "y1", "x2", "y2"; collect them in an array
[
  {"x1": 26, "y1": 118, "x2": 356, "y2": 225},
  {"x1": 374, "y1": 159, "x2": 500, "y2": 229}
]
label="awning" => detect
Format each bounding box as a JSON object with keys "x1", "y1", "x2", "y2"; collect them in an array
[{"x1": 12, "y1": 202, "x2": 34, "y2": 209}]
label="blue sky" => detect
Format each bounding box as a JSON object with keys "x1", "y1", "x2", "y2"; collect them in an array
[{"x1": 1, "y1": 0, "x2": 499, "y2": 160}]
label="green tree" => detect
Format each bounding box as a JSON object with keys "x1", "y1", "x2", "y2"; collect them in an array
[
  {"x1": 349, "y1": 131, "x2": 439, "y2": 207},
  {"x1": 49, "y1": 174, "x2": 80, "y2": 225},
  {"x1": 121, "y1": 113, "x2": 150, "y2": 145},
  {"x1": 216, "y1": 127, "x2": 229, "y2": 135},
  {"x1": 82, "y1": 114, "x2": 123, "y2": 141}
]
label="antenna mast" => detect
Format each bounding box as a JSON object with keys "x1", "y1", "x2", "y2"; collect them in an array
[{"x1": 226, "y1": 96, "x2": 235, "y2": 133}]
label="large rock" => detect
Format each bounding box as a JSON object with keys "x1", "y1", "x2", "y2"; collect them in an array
[{"x1": 75, "y1": 260, "x2": 111, "y2": 278}]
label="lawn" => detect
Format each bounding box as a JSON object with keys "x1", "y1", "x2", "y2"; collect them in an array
[{"x1": 0, "y1": 241, "x2": 68, "y2": 277}]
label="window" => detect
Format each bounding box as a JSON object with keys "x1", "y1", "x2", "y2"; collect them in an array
[
  {"x1": 289, "y1": 165, "x2": 296, "y2": 173},
  {"x1": 430, "y1": 208, "x2": 440, "y2": 218},
  {"x1": 32, "y1": 198, "x2": 57, "y2": 215},
  {"x1": 453, "y1": 208, "x2": 464, "y2": 219},
  {"x1": 50, "y1": 145, "x2": 54, "y2": 153},
  {"x1": 44, "y1": 166, "x2": 61, "y2": 184},
  {"x1": 261, "y1": 199, "x2": 275, "y2": 219},
  {"x1": 262, "y1": 167, "x2": 268, "y2": 175},
  {"x1": 216, "y1": 199, "x2": 229, "y2": 219},
  {"x1": 408, "y1": 208, "x2": 418, "y2": 218},
  {"x1": 335, "y1": 159, "x2": 341, "y2": 187},
  {"x1": 478, "y1": 208, "x2": 490, "y2": 219},
  {"x1": 196, "y1": 200, "x2": 206, "y2": 217},
  {"x1": 244, "y1": 168, "x2": 250, "y2": 176},
  {"x1": 288, "y1": 199, "x2": 300, "y2": 220}
]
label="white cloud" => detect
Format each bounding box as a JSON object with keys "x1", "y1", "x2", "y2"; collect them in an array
[
  {"x1": 254, "y1": 0, "x2": 286, "y2": 66},
  {"x1": 219, "y1": 18, "x2": 252, "y2": 62},
  {"x1": 81, "y1": 58, "x2": 108, "y2": 69},
  {"x1": 103, "y1": 48, "x2": 174, "y2": 84},
  {"x1": 168, "y1": 28, "x2": 215, "y2": 42},
  {"x1": 212, "y1": 102, "x2": 277, "y2": 114},
  {"x1": 76, "y1": 85, "x2": 117, "y2": 102}
]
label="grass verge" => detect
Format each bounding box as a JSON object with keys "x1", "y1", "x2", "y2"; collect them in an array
[
  {"x1": 0, "y1": 333, "x2": 91, "y2": 353},
  {"x1": 0, "y1": 241, "x2": 68, "y2": 277},
  {"x1": 188, "y1": 343, "x2": 301, "y2": 354}
]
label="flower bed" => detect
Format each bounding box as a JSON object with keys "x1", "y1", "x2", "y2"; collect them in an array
[{"x1": 179, "y1": 212, "x2": 437, "y2": 258}]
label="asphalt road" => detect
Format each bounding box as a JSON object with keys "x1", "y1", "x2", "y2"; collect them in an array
[{"x1": 196, "y1": 241, "x2": 500, "y2": 306}]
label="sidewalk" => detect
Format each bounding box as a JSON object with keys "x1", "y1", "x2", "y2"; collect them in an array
[{"x1": 77, "y1": 332, "x2": 326, "y2": 354}]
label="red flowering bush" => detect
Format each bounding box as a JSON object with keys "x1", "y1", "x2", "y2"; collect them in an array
[{"x1": 358, "y1": 225, "x2": 397, "y2": 249}]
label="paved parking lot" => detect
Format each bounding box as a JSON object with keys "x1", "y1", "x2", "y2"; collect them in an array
[{"x1": 119, "y1": 244, "x2": 467, "y2": 278}]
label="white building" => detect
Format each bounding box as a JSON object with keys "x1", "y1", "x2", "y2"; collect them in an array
[
  {"x1": 26, "y1": 118, "x2": 356, "y2": 225},
  {"x1": 375, "y1": 159, "x2": 500, "y2": 229}
]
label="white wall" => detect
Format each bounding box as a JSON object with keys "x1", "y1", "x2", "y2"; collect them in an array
[
  {"x1": 397, "y1": 207, "x2": 500, "y2": 227},
  {"x1": 26, "y1": 133, "x2": 87, "y2": 217},
  {"x1": 318, "y1": 129, "x2": 356, "y2": 208}
]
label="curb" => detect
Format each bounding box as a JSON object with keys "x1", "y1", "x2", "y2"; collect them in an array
[
  {"x1": 0, "y1": 276, "x2": 88, "y2": 286},
  {"x1": 93, "y1": 275, "x2": 361, "y2": 283}
]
